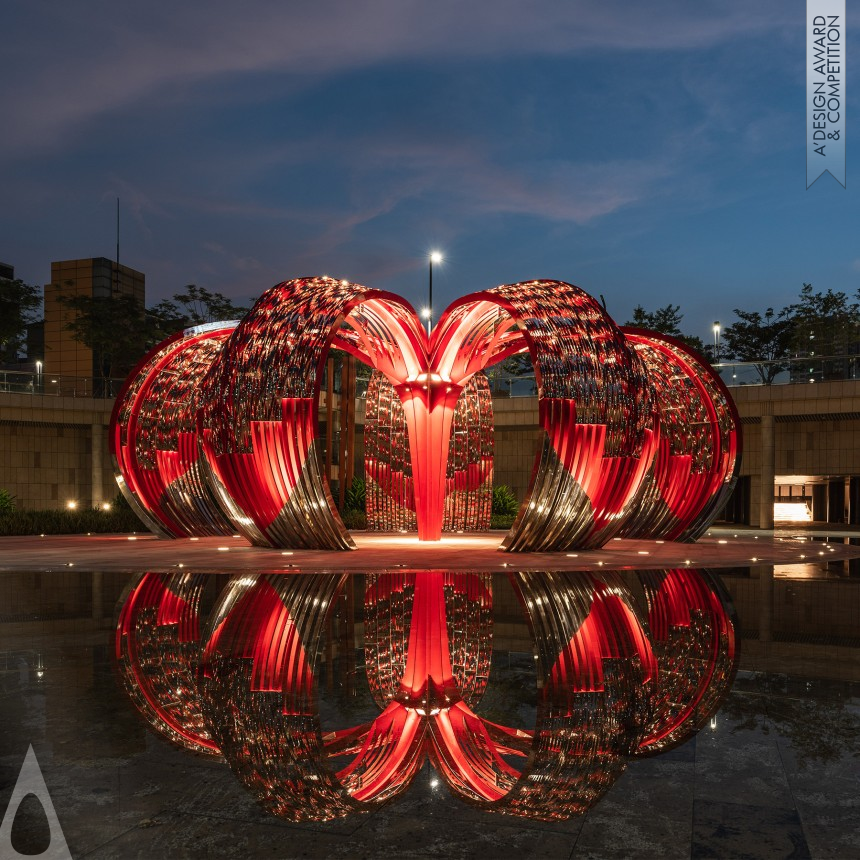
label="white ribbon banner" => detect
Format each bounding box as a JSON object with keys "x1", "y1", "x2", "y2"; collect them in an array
[{"x1": 807, "y1": 0, "x2": 846, "y2": 188}]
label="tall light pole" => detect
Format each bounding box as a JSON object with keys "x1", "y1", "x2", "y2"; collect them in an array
[
  {"x1": 428, "y1": 251, "x2": 443, "y2": 335},
  {"x1": 712, "y1": 321, "x2": 721, "y2": 363}
]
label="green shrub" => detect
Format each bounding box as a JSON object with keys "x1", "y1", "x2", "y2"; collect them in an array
[
  {"x1": 343, "y1": 476, "x2": 366, "y2": 512},
  {"x1": 111, "y1": 490, "x2": 133, "y2": 512},
  {"x1": 492, "y1": 485, "x2": 519, "y2": 518},
  {"x1": 341, "y1": 508, "x2": 367, "y2": 530},
  {"x1": 0, "y1": 489, "x2": 16, "y2": 515},
  {"x1": 490, "y1": 513, "x2": 517, "y2": 530},
  {"x1": 0, "y1": 505, "x2": 143, "y2": 536}
]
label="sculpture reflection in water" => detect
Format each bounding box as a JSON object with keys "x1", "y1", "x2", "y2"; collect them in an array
[{"x1": 115, "y1": 568, "x2": 738, "y2": 821}]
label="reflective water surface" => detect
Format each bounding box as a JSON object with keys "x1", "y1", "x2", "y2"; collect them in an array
[{"x1": 1, "y1": 565, "x2": 858, "y2": 859}]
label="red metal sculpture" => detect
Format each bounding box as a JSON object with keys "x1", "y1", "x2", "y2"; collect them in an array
[
  {"x1": 111, "y1": 277, "x2": 740, "y2": 551},
  {"x1": 620, "y1": 329, "x2": 741, "y2": 542},
  {"x1": 110, "y1": 322, "x2": 238, "y2": 538},
  {"x1": 115, "y1": 571, "x2": 220, "y2": 756}
]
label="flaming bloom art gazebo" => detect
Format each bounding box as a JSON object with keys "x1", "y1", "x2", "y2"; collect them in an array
[
  {"x1": 110, "y1": 277, "x2": 740, "y2": 553},
  {"x1": 111, "y1": 276, "x2": 742, "y2": 823}
]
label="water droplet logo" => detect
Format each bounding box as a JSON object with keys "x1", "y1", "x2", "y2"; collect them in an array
[{"x1": 0, "y1": 746, "x2": 71, "y2": 859}]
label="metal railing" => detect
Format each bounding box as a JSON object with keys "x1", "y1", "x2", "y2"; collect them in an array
[
  {"x1": 0, "y1": 369, "x2": 125, "y2": 398},
  {"x1": 713, "y1": 355, "x2": 860, "y2": 387},
  {"x1": 482, "y1": 355, "x2": 860, "y2": 395},
  {"x1": 6, "y1": 354, "x2": 860, "y2": 402}
]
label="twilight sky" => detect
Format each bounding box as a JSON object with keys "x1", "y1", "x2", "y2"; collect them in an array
[{"x1": 2, "y1": 0, "x2": 857, "y2": 339}]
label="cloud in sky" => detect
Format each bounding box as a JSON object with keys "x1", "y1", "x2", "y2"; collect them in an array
[
  {"x1": 1, "y1": 0, "x2": 857, "y2": 340},
  {"x1": 2, "y1": 1, "x2": 791, "y2": 157}
]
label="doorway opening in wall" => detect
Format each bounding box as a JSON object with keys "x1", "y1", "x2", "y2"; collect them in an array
[
  {"x1": 773, "y1": 501, "x2": 813, "y2": 522},
  {"x1": 774, "y1": 477, "x2": 823, "y2": 523}
]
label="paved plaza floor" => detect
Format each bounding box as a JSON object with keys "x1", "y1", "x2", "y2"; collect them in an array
[{"x1": 2, "y1": 526, "x2": 859, "y2": 573}]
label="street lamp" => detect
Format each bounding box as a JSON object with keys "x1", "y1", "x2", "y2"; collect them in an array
[
  {"x1": 712, "y1": 322, "x2": 720, "y2": 363},
  {"x1": 35, "y1": 360, "x2": 42, "y2": 393},
  {"x1": 428, "y1": 251, "x2": 443, "y2": 334}
]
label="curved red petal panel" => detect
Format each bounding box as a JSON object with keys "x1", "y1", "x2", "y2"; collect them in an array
[
  {"x1": 114, "y1": 571, "x2": 220, "y2": 755},
  {"x1": 427, "y1": 699, "x2": 522, "y2": 802},
  {"x1": 433, "y1": 281, "x2": 660, "y2": 551},
  {"x1": 361, "y1": 572, "x2": 500, "y2": 803},
  {"x1": 197, "y1": 278, "x2": 426, "y2": 548},
  {"x1": 198, "y1": 572, "x2": 428, "y2": 820},
  {"x1": 333, "y1": 699, "x2": 426, "y2": 803},
  {"x1": 620, "y1": 329, "x2": 742, "y2": 541},
  {"x1": 110, "y1": 323, "x2": 238, "y2": 537},
  {"x1": 435, "y1": 572, "x2": 657, "y2": 819}
]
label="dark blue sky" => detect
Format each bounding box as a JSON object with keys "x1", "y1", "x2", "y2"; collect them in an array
[{"x1": 2, "y1": 0, "x2": 856, "y2": 339}]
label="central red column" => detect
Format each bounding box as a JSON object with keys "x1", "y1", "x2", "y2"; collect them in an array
[{"x1": 395, "y1": 379, "x2": 463, "y2": 541}]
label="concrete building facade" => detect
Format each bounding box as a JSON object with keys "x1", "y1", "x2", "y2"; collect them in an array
[
  {"x1": 4, "y1": 375, "x2": 860, "y2": 520},
  {"x1": 44, "y1": 257, "x2": 145, "y2": 381},
  {"x1": 0, "y1": 391, "x2": 114, "y2": 510}
]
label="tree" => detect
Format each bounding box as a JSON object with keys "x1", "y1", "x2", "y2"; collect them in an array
[
  {"x1": 721, "y1": 307, "x2": 794, "y2": 384},
  {"x1": 789, "y1": 283, "x2": 859, "y2": 357},
  {"x1": 786, "y1": 283, "x2": 860, "y2": 382},
  {"x1": 624, "y1": 304, "x2": 709, "y2": 355},
  {"x1": 0, "y1": 277, "x2": 41, "y2": 362},
  {"x1": 55, "y1": 289, "x2": 166, "y2": 386},
  {"x1": 150, "y1": 284, "x2": 251, "y2": 332},
  {"x1": 56, "y1": 282, "x2": 251, "y2": 390}
]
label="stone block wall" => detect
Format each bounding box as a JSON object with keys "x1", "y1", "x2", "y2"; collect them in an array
[{"x1": 0, "y1": 392, "x2": 114, "y2": 510}]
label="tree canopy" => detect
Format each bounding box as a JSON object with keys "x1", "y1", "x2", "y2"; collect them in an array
[
  {"x1": 52, "y1": 278, "x2": 860, "y2": 389},
  {"x1": 149, "y1": 284, "x2": 251, "y2": 332},
  {"x1": 628, "y1": 284, "x2": 860, "y2": 384},
  {"x1": 0, "y1": 277, "x2": 41, "y2": 362},
  {"x1": 624, "y1": 304, "x2": 708, "y2": 355},
  {"x1": 720, "y1": 307, "x2": 794, "y2": 384},
  {"x1": 55, "y1": 289, "x2": 165, "y2": 382},
  {"x1": 788, "y1": 283, "x2": 859, "y2": 357},
  {"x1": 57, "y1": 283, "x2": 252, "y2": 382}
]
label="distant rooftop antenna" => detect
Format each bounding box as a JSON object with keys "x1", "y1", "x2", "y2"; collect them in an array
[{"x1": 115, "y1": 197, "x2": 120, "y2": 294}]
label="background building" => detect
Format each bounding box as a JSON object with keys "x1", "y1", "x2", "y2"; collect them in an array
[{"x1": 43, "y1": 257, "x2": 145, "y2": 381}]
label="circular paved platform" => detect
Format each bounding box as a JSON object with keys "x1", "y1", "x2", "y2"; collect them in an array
[{"x1": 1, "y1": 527, "x2": 858, "y2": 573}]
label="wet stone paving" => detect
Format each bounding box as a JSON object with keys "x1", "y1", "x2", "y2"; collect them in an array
[{"x1": 0, "y1": 533, "x2": 859, "y2": 859}]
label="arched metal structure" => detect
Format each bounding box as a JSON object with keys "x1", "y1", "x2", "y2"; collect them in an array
[
  {"x1": 110, "y1": 322, "x2": 238, "y2": 538},
  {"x1": 112, "y1": 277, "x2": 740, "y2": 551},
  {"x1": 620, "y1": 329, "x2": 741, "y2": 542},
  {"x1": 432, "y1": 282, "x2": 659, "y2": 550},
  {"x1": 115, "y1": 571, "x2": 220, "y2": 756},
  {"x1": 634, "y1": 568, "x2": 738, "y2": 756}
]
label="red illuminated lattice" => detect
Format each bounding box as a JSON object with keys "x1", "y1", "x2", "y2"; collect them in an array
[
  {"x1": 365, "y1": 370, "x2": 493, "y2": 532},
  {"x1": 112, "y1": 278, "x2": 740, "y2": 551}
]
